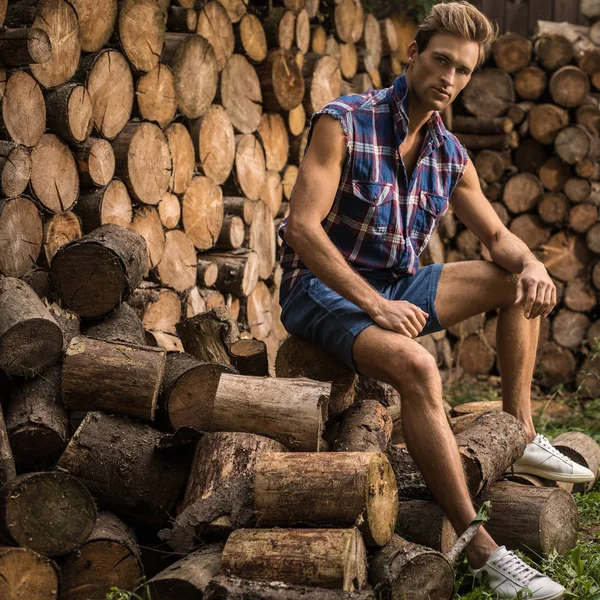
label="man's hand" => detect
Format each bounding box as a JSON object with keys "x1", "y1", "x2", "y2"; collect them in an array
[
  {"x1": 515, "y1": 261, "x2": 556, "y2": 319},
  {"x1": 369, "y1": 298, "x2": 428, "y2": 338}
]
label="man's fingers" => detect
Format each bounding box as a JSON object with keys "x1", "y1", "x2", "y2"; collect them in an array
[
  {"x1": 530, "y1": 284, "x2": 546, "y2": 319},
  {"x1": 408, "y1": 311, "x2": 425, "y2": 333},
  {"x1": 514, "y1": 277, "x2": 525, "y2": 306},
  {"x1": 404, "y1": 320, "x2": 420, "y2": 338},
  {"x1": 522, "y1": 282, "x2": 538, "y2": 318},
  {"x1": 541, "y1": 285, "x2": 555, "y2": 318}
]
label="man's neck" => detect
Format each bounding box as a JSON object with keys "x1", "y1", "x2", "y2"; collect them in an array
[{"x1": 406, "y1": 86, "x2": 434, "y2": 138}]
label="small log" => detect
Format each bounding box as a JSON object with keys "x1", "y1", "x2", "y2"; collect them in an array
[
  {"x1": 452, "y1": 116, "x2": 513, "y2": 135},
  {"x1": 43, "y1": 211, "x2": 81, "y2": 264},
  {"x1": 155, "y1": 229, "x2": 197, "y2": 292},
  {"x1": 528, "y1": 103, "x2": 569, "y2": 145},
  {"x1": 0, "y1": 471, "x2": 96, "y2": 556},
  {"x1": 534, "y1": 32, "x2": 573, "y2": 70},
  {"x1": 492, "y1": 32, "x2": 531, "y2": 73},
  {"x1": 136, "y1": 63, "x2": 177, "y2": 129},
  {"x1": 254, "y1": 452, "x2": 397, "y2": 546},
  {"x1": 262, "y1": 170, "x2": 283, "y2": 218},
  {"x1": 282, "y1": 164, "x2": 298, "y2": 200},
  {"x1": 461, "y1": 68, "x2": 514, "y2": 118},
  {"x1": 477, "y1": 481, "x2": 578, "y2": 556},
  {"x1": 538, "y1": 192, "x2": 569, "y2": 225},
  {"x1": 0, "y1": 277, "x2": 62, "y2": 377},
  {"x1": 0, "y1": 27, "x2": 51, "y2": 67},
  {"x1": 197, "y1": 1, "x2": 234, "y2": 71},
  {"x1": 158, "y1": 191, "x2": 181, "y2": 229},
  {"x1": 257, "y1": 113, "x2": 290, "y2": 173},
  {"x1": 68, "y1": 0, "x2": 117, "y2": 52},
  {"x1": 166, "y1": 122, "x2": 194, "y2": 195},
  {"x1": 333, "y1": 400, "x2": 392, "y2": 452},
  {"x1": 47, "y1": 302, "x2": 80, "y2": 352},
  {"x1": 82, "y1": 303, "x2": 145, "y2": 345},
  {"x1": 555, "y1": 125, "x2": 599, "y2": 165},
  {"x1": 182, "y1": 175, "x2": 224, "y2": 250},
  {"x1": 246, "y1": 199, "x2": 276, "y2": 279},
  {"x1": 229, "y1": 338, "x2": 269, "y2": 376},
  {"x1": 197, "y1": 259, "x2": 219, "y2": 287},
  {"x1": 239, "y1": 280, "x2": 272, "y2": 340},
  {"x1": 514, "y1": 65, "x2": 547, "y2": 100},
  {"x1": 454, "y1": 131, "x2": 517, "y2": 151},
  {"x1": 46, "y1": 83, "x2": 92, "y2": 144},
  {"x1": 369, "y1": 535, "x2": 454, "y2": 600},
  {"x1": 148, "y1": 545, "x2": 224, "y2": 599},
  {"x1": 129, "y1": 205, "x2": 165, "y2": 268},
  {"x1": 564, "y1": 277, "x2": 597, "y2": 312},
  {"x1": 221, "y1": 528, "x2": 367, "y2": 591},
  {"x1": 217, "y1": 0, "x2": 246, "y2": 22},
  {"x1": 549, "y1": 65, "x2": 590, "y2": 108},
  {"x1": 238, "y1": 13, "x2": 267, "y2": 63},
  {"x1": 593, "y1": 261, "x2": 600, "y2": 290},
  {"x1": 536, "y1": 341, "x2": 577, "y2": 388},
  {"x1": 0, "y1": 142, "x2": 30, "y2": 198},
  {"x1": 258, "y1": 48, "x2": 305, "y2": 112},
  {"x1": 275, "y1": 335, "x2": 357, "y2": 419},
  {"x1": 199, "y1": 249, "x2": 259, "y2": 297},
  {"x1": 539, "y1": 157, "x2": 571, "y2": 192},
  {"x1": 75, "y1": 181, "x2": 133, "y2": 233},
  {"x1": 0, "y1": 403, "x2": 15, "y2": 487},
  {"x1": 552, "y1": 431, "x2": 600, "y2": 493},
  {"x1": 0, "y1": 545, "x2": 59, "y2": 599},
  {"x1": 72, "y1": 138, "x2": 115, "y2": 189},
  {"x1": 263, "y1": 7, "x2": 295, "y2": 49},
  {"x1": 552, "y1": 309, "x2": 591, "y2": 349},
  {"x1": 303, "y1": 53, "x2": 342, "y2": 114},
  {"x1": 587, "y1": 222, "x2": 600, "y2": 254},
  {"x1": 503, "y1": 172, "x2": 544, "y2": 214}
]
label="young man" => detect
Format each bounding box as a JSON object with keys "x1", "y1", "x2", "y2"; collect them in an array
[{"x1": 278, "y1": 2, "x2": 595, "y2": 598}]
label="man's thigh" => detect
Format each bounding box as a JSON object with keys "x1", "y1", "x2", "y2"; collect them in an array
[{"x1": 434, "y1": 261, "x2": 517, "y2": 329}]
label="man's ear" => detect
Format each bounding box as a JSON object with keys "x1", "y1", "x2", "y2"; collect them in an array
[{"x1": 406, "y1": 41, "x2": 418, "y2": 64}]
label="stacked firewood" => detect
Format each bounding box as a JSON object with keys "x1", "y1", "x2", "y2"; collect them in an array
[{"x1": 412, "y1": 22, "x2": 600, "y2": 397}]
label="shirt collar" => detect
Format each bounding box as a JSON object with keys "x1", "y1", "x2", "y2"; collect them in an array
[{"x1": 388, "y1": 74, "x2": 448, "y2": 149}]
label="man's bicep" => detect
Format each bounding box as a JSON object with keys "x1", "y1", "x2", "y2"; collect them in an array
[
  {"x1": 287, "y1": 115, "x2": 348, "y2": 229},
  {"x1": 449, "y1": 158, "x2": 507, "y2": 247}
]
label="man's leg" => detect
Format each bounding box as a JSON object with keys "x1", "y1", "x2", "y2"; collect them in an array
[{"x1": 353, "y1": 325, "x2": 498, "y2": 568}]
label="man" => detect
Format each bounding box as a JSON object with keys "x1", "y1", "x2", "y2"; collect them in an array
[{"x1": 278, "y1": 2, "x2": 595, "y2": 598}]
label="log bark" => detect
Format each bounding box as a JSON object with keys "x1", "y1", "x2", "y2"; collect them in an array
[
  {"x1": 161, "y1": 32, "x2": 218, "y2": 119},
  {"x1": 182, "y1": 175, "x2": 224, "y2": 250},
  {"x1": 197, "y1": 1, "x2": 235, "y2": 71},
  {"x1": 461, "y1": 69, "x2": 515, "y2": 118},
  {"x1": 276, "y1": 335, "x2": 357, "y2": 419},
  {"x1": 477, "y1": 481, "x2": 578, "y2": 556},
  {"x1": 369, "y1": 535, "x2": 454, "y2": 600},
  {"x1": 50, "y1": 224, "x2": 148, "y2": 317},
  {"x1": 0, "y1": 28, "x2": 51, "y2": 67},
  {"x1": 395, "y1": 501, "x2": 457, "y2": 554},
  {"x1": 254, "y1": 452, "x2": 397, "y2": 546},
  {"x1": 72, "y1": 138, "x2": 115, "y2": 189},
  {"x1": 199, "y1": 249, "x2": 259, "y2": 297},
  {"x1": 333, "y1": 400, "x2": 392, "y2": 452},
  {"x1": 75, "y1": 181, "x2": 133, "y2": 233},
  {"x1": 56, "y1": 411, "x2": 190, "y2": 527},
  {"x1": 229, "y1": 338, "x2": 269, "y2": 376},
  {"x1": 82, "y1": 302, "x2": 146, "y2": 345},
  {"x1": 46, "y1": 83, "x2": 92, "y2": 144},
  {"x1": 0, "y1": 545, "x2": 59, "y2": 600},
  {"x1": 221, "y1": 528, "x2": 368, "y2": 592},
  {"x1": 0, "y1": 471, "x2": 96, "y2": 556},
  {"x1": 136, "y1": 63, "x2": 177, "y2": 129},
  {"x1": 0, "y1": 277, "x2": 62, "y2": 376}
]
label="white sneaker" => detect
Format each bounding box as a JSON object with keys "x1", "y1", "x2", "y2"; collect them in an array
[
  {"x1": 468, "y1": 546, "x2": 565, "y2": 599},
  {"x1": 507, "y1": 433, "x2": 596, "y2": 483}
]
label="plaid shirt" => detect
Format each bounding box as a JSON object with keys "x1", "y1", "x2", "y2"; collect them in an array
[{"x1": 278, "y1": 74, "x2": 469, "y2": 296}]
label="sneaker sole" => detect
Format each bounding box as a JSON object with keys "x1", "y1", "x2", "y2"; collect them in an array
[{"x1": 510, "y1": 464, "x2": 595, "y2": 483}]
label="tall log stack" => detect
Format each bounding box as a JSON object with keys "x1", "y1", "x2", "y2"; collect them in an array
[{"x1": 0, "y1": 0, "x2": 598, "y2": 598}]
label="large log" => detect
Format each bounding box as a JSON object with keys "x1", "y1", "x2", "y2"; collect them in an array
[
  {"x1": 50, "y1": 224, "x2": 148, "y2": 318},
  {"x1": 136, "y1": 63, "x2": 177, "y2": 129},
  {"x1": 258, "y1": 48, "x2": 305, "y2": 112},
  {"x1": 221, "y1": 528, "x2": 368, "y2": 592},
  {"x1": 0, "y1": 471, "x2": 96, "y2": 556},
  {"x1": 534, "y1": 33, "x2": 573, "y2": 70},
  {"x1": 56, "y1": 411, "x2": 190, "y2": 527},
  {"x1": 197, "y1": 1, "x2": 235, "y2": 71},
  {"x1": 0, "y1": 278, "x2": 62, "y2": 377},
  {"x1": 182, "y1": 175, "x2": 224, "y2": 250},
  {"x1": 461, "y1": 68, "x2": 515, "y2": 118},
  {"x1": 155, "y1": 229, "x2": 197, "y2": 292}
]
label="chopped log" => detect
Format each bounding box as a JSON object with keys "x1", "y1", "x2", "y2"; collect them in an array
[
  {"x1": 503, "y1": 172, "x2": 544, "y2": 214},
  {"x1": 539, "y1": 157, "x2": 571, "y2": 192},
  {"x1": 258, "y1": 48, "x2": 305, "y2": 112},
  {"x1": 209, "y1": 374, "x2": 329, "y2": 450},
  {"x1": 221, "y1": 528, "x2": 367, "y2": 591},
  {"x1": 564, "y1": 177, "x2": 597, "y2": 203},
  {"x1": 196, "y1": 259, "x2": 218, "y2": 287},
  {"x1": 30, "y1": 134, "x2": 78, "y2": 213},
  {"x1": 148, "y1": 545, "x2": 224, "y2": 598},
  {"x1": 68, "y1": 0, "x2": 117, "y2": 52},
  {"x1": 354, "y1": 376, "x2": 401, "y2": 408},
  {"x1": 165, "y1": 123, "x2": 194, "y2": 195},
  {"x1": 199, "y1": 249, "x2": 259, "y2": 297},
  {"x1": 161, "y1": 32, "x2": 218, "y2": 119},
  {"x1": 332, "y1": 400, "x2": 392, "y2": 452},
  {"x1": 539, "y1": 231, "x2": 593, "y2": 282},
  {"x1": 79, "y1": 50, "x2": 134, "y2": 140},
  {"x1": 276, "y1": 335, "x2": 357, "y2": 418},
  {"x1": 514, "y1": 65, "x2": 547, "y2": 101},
  {"x1": 552, "y1": 432, "x2": 600, "y2": 493},
  {"x1": 0, "y1": 196, "x2": 42, "y2": 278},
  {"x1": 0, "y1": 471, "x2": 96, "y2": 556},
  {"x1": 112, "y1": 121, "x2": 172, "y2": 206},
  {"x1": 0, "y1": 545, "x2": 58, "y2": 599},
  {"x1": 0, "y1": 142, "x2": 30, "y2": 198},
  {"x1": 255, "y1": 452, "x2": 396, "y2": 546},
  {"x1": 57, "y1": 412, "x2": 190, "y2": 527},
  {"x1": 82, "y1": 303, "x2": 145, "y2": 345},
  {"x1": 45, "y1": 83, "x2": 92, "y2": 144},
  {"x1": 492, "y1": 32, "x2": 531, "y2": 73},
  {"x1": 205, "y1": 576, "x2": 375, "y2": 600},
  {"x1": 593, "y1": 261, "x2": 600, "y2": 290},
  {"x1": 246, "y1": 199, "x2": 276, "y2": 279},
  {"x1": 182, "y1": 175, "x2": 224, "y2": 250},
  {"x1": 167, "y1": 6, "x2": 197, "y2": 32},
  {"x1": 456, "y1": 334, "x2": 495, "y2": 375},
  {"x1": 369, "y1": 535, "x2": 454, "y2": 600},
  {"x1": 477, "y1": 481, "x2": 578, "y2": 556},
  {"x1": 229, "y1": 339, "x2": 269, "y2": 376},
  {"x1": 575, "y1": 158, "x2": 600, "y2": 179},
  {"x1": 75, "y1": 181, "x2": 133, "y2": 233},
  {"x1": 155, "y1": 229, "x2": 197, "y2": 292},
  {"x1": 262, "y1": 170, "x2": 283, "y2": 218},
  {"x1": 118, "y1": 0, "x2": 164, "y2": 73},
  {"x1": 538, "y1": 192, "x2": 569, "y2": 226},
  {"x1": 50, "y1": 224, "x2": 147, "y2": 317},
  {"x1": 191, "y1": 104, "x2": 235, "y2": 185},
  {"x1": 549, "y1": 66, "x2": 590, "y2": 108},
  {"x1": 555, "y1": 125, "x2": 599, "y2": 165},
  {"x1": 72, "y1": 138, "x2": 115, "y2": 189},
  {"x1": 395, "y1": 501, "x2": 457, "y2": 554},
  {"x1": 453, "y1": 116, "x2": 512, "y2": 135},
  {"x1": 238, "y1": 13, "x2": 267, "y2": 63},
  {"x1": 60, "y1": 512, "x2": 143, "y2": 600},
  {"x1": 197, "y1": 2, "x2": 234, "y2": 71},
  {"x1": 218, "y1": 0, "x2": 246, "y2": 23},
  {"x1": 552, "y1": 309, "x2": 590, "y2": 349},
  {"x1": 581, "y1": 0, "x2": 600, "y2": 19},
  {"x1": 454, "y1": 131, "x2": 517, "y2": 151},
  {"x1": 282, "y1": 164, "x2": 298, "y2": 200},
  {"x1": 564, "y1": 278, "x2": 597, "y2": 312},
  {"x1": 0, "y1": 405, "x2": 15, "y2": 487},
  {"x1": 536, "y1": 341, "x2": 577, "y2": 388},
  {"x1": 587, "y1": 222, "x2": 600, "y2": 254},
  {"x1": 43, "y1": 211, "x2": 82, "y2": 264},
  {"x1": 514, "y1": 138, "x2": 548, "y2": 174},
  {"x1": 241, "y1": 280, "x2": 273, "y2": 340},
  {"x1": 295, "y1": 10, "x2": 310, "y2": 54},
  {"x1": 475, "y1": 150, "x2": 504, "y2": 184},
  {"x1": 462, "y1": 69, "x2": 514, "y2": 118},
  {"x1": 509, "y1": 214, "x2": 551, "y2": 250},
  {"x1": 61, "y1": 335, "x2": 166, "y2": 420},
  {"x1": 223, "y1": 134, "x2": 266, "y2": 201},
  {"x1": 575, "y1": 103, "x2": 600, "y2": 134},
  {"x1": 158, "y1": 191, "x2": 181, "y2": 229},
  {"x1": 217, "y1": 215, "x2": 245, "y2": 250},
  {"x1": 0, "y1": 277, "x2": 62, "y2": 376},
  {"x1": 257, "y1": 113, "x2": 290, "y2": 172},
  {"x1": 0, "y1": 28, "x2": 51, "y2": 67},
  {"x1": 528, "y1": 103, "x2": 569, "y2": 145},
  {"x1": 534, "y1": 33, "x2": 573, "y2": 70},
  {"x1": 303, "y1": 54, "x2": 342, "y2": 114},
  {"x1": 47, "y1": 302, "x2": 80, "y2": 351},
  {"x1": 167, "y1": 433, "x2": 286, "y2": 550},
  {"x1": 136, "y1": 63, "x2": 177, "y2": 129},
  {"x1": 263, "y1": 8, "x2": 295, "y2": 49}
]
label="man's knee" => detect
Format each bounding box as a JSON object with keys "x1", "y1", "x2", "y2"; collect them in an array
[{"x1": 386, "y1": 342, "x2": 439, "y2": 391}]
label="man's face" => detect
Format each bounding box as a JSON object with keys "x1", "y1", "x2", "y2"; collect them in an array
[{"x1": 405, "y1": 33, "x2": 480, "y2": 111}]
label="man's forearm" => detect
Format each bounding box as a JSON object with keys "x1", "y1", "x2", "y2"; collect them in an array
[
  {"x1": 285, "y1": 225, "x2": 383, "y2": 314},
  {"x1": 487, "y1": 229, "x2": 541, "y2": 273}
]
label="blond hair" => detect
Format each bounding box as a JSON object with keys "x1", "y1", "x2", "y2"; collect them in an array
[{"x1": 415, "y1": 1, "x2": 498, "y2": 69}]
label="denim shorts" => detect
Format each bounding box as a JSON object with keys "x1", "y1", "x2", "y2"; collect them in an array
[{"x1": 279, "y1": 264, "x2": 445, "y2": 374}]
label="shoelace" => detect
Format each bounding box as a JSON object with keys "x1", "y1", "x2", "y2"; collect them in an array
[
  {"x1": 494, "y1": 550, "x2": 542, "y2": 585},
  {"x1": 536, "y1": 434, "x2": 573, "y2": 465}
]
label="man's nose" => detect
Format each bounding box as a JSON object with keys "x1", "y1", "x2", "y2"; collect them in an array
[{"x1": 441, "y1": 69, "x2": 455, "y2": 87}]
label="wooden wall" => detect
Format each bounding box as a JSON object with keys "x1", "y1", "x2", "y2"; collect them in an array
[{"x1": 470, "y1": 0, "x2": 587, "y2": 37}]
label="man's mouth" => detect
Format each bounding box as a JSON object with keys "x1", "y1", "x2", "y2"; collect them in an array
[{"x1": 433, "y1": 87, "x2": 450, "y2": 97}]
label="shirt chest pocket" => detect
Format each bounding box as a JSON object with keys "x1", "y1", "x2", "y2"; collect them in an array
[
  {"x1": 413, "y1": 190, "x2": 448, "y2": 234},
  {"x1": 346, "y1": 180, "x2": 394, "y2": 243}
]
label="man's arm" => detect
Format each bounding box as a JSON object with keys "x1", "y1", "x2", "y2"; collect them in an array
[
  {"x1": 450, "y1": 159, "x2": 556, "y2": 319},
  {"x1": 285, "y1": 115, "x2": 427, "y2": 338}
]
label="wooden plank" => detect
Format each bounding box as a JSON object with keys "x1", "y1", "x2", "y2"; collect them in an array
[
  {"x1": 505, "y1": 0, "x2": 529, "y2": 37},
  {"x1": 553, "y1": 0, "x2": 581, "y2": 24},
  {"x1": 529, "y1": 0, "x2": 553, "y2": 35},
  {"x1": 481, "y1": 0, "x2": 505, "y2": 33}
]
